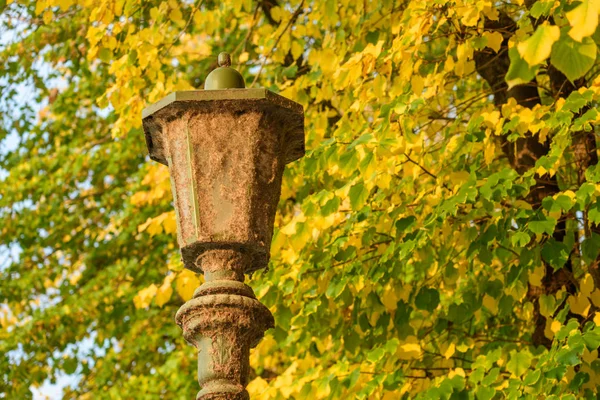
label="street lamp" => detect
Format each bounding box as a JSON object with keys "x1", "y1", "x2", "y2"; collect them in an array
[{"x1": 141, "y1": 53, "x2": 305, "y2": 399}]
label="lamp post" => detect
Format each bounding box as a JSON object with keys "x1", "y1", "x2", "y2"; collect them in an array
[{"x1": 141, "y1": 53, "x2": 305, "y2": 399}]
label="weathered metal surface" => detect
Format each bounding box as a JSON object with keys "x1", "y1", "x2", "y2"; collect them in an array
[
  {"x1": 142, "y1": 87, "x2": 304, "y2": 399},
  {"x1": 142, "y1": 89, "x2": 304, "y2": 273},
  {"x1": 175, "y1": 252, "x2": 274, "y2": 399}
]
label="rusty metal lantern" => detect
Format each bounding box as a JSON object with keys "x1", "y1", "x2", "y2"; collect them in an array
[{"x1": 142, "y1": 53, "x2": 304, "y2": 399}]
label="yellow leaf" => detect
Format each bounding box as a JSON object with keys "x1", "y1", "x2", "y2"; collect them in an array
[
  {"x1": 483, "y1": 31, "x2": 504, "y2": 53},
  {"x1": 170, "y1": 8, "x2": 185, "y2": 26},
  {"x1": 35, "y1": 0, "x2": 47, "y2": 15},
  {"x1": 397, "y1": 284, "x2": 411, "y2": 302},
  {"x1": 270, "y1": 5, "x2": 282, "y2": 22},
  {"x1": 362, "y1": 40, "x2": 384, "y2": 58},
  {"x1": 156, "y1": 274, "x2": 175, "y2": 307},
  {"x1": 484, "y1": 141, "x2": 495, "y2": 165},
  {"x1": 411, "y1": 75, "x2": 424, "y2": 96},
  {"x1": 449, "y1": 171, "x2": 470, "y2": 186},
  {"x1": 583, "y1": 348, "x2": 598, "y2": 364},
  {"x1": 291, "y1": 41, "x2": 303, "y2": 60},
  {"x1": 483, "y1": 294, "x2": 498, "y2": 315},
  {"x1": 382, "y1": 391, "x2": 401, "y2": 400},
  {"x1": 238, "y1": 52, "x2": 249, "y2": 63},
  {"x1": 517, "y1": 23, "x2": 560, "y2": 66},
  {"x1": 163, "y1": 211, "x2": 177, "y2": 234},
  {"x1": 551, "y1": 319, "x2": 562, "y2": 333},
  {"x1": 398, "y1": 343, "x2": 422, "y2": 360},
  {"x1": 568, "y1": 293, "x2": 591, "y2": 317},
  {"x1": 176, "y1": 269, "x2": 201, "y2": 301},
  {"x1": 114, "y1": 0, "x2": 124, "y2": 16},
  {"x1": 133, "y1": 284, "x2": 158, "y2": 309},
  {"x1": 581, "y1": 273, "x2": 595, "y2": 297},
  {"x1": 535, "y1": 166, "x2": 547, "y2": 177},
  {"x1": 449, "y1": 367, "x2": 466, "y2": 378},
  {"x1": 444, "y1": 343, "x2": 456, "y2": 359},
  {"x1": 590, "y1": 288, "x2": 600, "y2": 307},
  {"x1": 457, "y1": 5, "x2": 479, "y2": 27},
  {"x1": 247, "y1": 377, "x2": 269, "y2": 397},
  {"x1": 381, "y1": 283, "x2": 398, "y2": 312},
  {"x1": 594, "y1": 313, "x2": 600, "y2": 326},
  {"x1": 545, "y1": 318, "x2": 555, "y2": 340},
  {"x1": 529, "y1": 264, "x2": 544, "y2": 287},
  {"x1": 54, "y1": 0, "x2": 73, "y2": 11},
  {"x1": 43, "y1": 9, "x2": 53, "y2": 24},
  {"x1": 566, "y1": 0, "x2": 600, "y2": 42},
  {"x1": 138, "y1": 212, "x2": 176, "y2": 236},
  {"x1": 168, "y1": 256, "x2": 184, "y2": 272}
]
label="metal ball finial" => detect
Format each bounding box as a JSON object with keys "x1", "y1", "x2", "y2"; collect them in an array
[
  {"x1": 204, "y1": 52, "x2": 245, "y2": 90},
  {"x1": 218, "y1": 52, "x2": 231, "y2": 67}
]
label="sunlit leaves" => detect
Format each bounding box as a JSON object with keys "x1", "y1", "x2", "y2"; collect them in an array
[
  {"x1": 176, "y1": 269, "x2": 200, "y2": 301},
  {"x1": 138, "y1": 211, "x2": 177, "y2": 236},
  {"x1": 3, "y1": 0, "x2": 600, "y2": 398},
  {"x1": 517, "y1": 23, "x2": 560, "y2": 66},
  {"x1": 506, "y1": 47, "x2": 539, "y2": 89},
  {"x1": 551, "y1": 34, "x2": 597, "y2": 81},
  {"x1": 156, "y1": 274, "x2": 175, "y2": 307},
  {"x1": 133, "y1": 284, "x2": 158, "y2": 309},
  {"x1": 483, "y1": 31, "x2": 503, "y2": 53},
  {"x1": 565, "y1": 0, "x2": 600, "y2": 42},
  {"x1": 506, "y1": 350, "x2": 533, "y2": 377}
]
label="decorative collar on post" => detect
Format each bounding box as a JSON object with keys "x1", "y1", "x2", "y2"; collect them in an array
[{"x1": 141, "y1": 53, "x2": 305, "y2": 400}]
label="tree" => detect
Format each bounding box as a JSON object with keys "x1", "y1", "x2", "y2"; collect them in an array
[{"x1": 2, "y1": 0, "x2": 600, "y2": 398}]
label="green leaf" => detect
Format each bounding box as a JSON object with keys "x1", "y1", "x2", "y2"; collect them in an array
[
  {"x1": 554, "y1": 195, "x2": 574, "y2": 211},
  {"x1": 475, "y1": 386, "x2": 495, "y2": 400},
  {"x1": 482, "y1": 368, "x2": 500, "y2": 386},
  {"x1": 528, "y1": 217, "x2": 557, "y2": 235},
  {"x1": 367, "y1": 347, "x2": 385, "y2": 363},
  {"x1": 556, "y1": 347, "x2": 582, "y2": 366},
  {"x1": 321, "y1": 196, "x2": 341, "y2": 216},
  {"x1": 517, "y1": 23, "x2": 560, "y2": 66},
  {"x1": 326, "y1": 278, "x2": 347, "y2": 299},
  {"x1": 581, "y1": 233, "x2": 600, "y2": 264},
  {"x1": 546, "y1": 365, "x2": 567, "y2": 380},
  {"x1": 530, "y1": 0, "x2": 555, "y2": 18},
  {"x1": 63, "y1": 357, "x2": 78, "y2": 374},
  {"x1": 589, "y1": 200, "x2": 600, "y2": 224},
  {"x1": 568, "y1": 371, "x2": 589, "y2": 390},
  {"x1": 577, "y1": 182, "x2": 596, "y2": 207},
  {"x1": 395, "y1": 216, "x2": 416, "y2": 232},
  {"x1": 539, "y1": 294, "x2": 557, "y2": 317},
  {"x1": 551, "y1": 32, "x2": 597, "y2": 81},
  {"x1": 506, "y1": 350, "x2": 533, "y2": 376},
  {"x1": 582, "y1": 330, "x2": 600, "y2": 350},
  {"x1": 585, "y1": 163, "x2": 600, "y2": 183},
  {"x1": 541, "y1": 238, "x2": 571, "y2": 270},
  {"x1": 415, "y1": 287, "x2": 440, "y2": 312},
  {"x1": 349, "y1": 182, "x2": 369, "y2": 210},
  {"x1": 523, "y1": 369, "x2": 541, "y2": 386},
  {"x1": 511, "y1": 231, "x2": 530, "y2": 247},
  {"x1": 506, "y1": 46, "x2": 540, "y2": 88}
]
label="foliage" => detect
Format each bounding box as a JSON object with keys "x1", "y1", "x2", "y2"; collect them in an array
[{"x1": 2, "y1": 0, "x2": 600, "y2": 398}]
